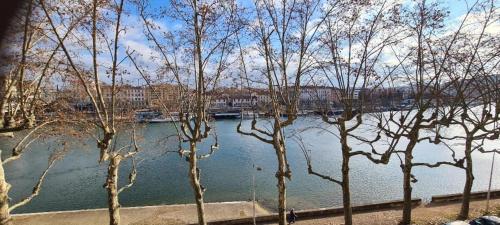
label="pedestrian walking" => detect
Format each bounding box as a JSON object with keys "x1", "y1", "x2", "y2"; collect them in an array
[{"x1": 287, "y1": 208, "x2": 297, "y2": 224}]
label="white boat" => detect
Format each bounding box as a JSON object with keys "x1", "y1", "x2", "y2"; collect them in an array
[
  {"x1": 148, "y1": 116, "x2": 179, "y2": 123},
  {"x1": 212, "y1": 112, "x2": 241, "y2": 119}
]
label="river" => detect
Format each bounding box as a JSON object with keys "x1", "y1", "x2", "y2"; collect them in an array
[{"x1": 1, "y1": 117, "x2": 499, "y2": 214}]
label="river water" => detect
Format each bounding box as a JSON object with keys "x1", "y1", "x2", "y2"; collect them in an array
[{"x1": 1, "y1": 117, "x2": 499, "y2": 214}]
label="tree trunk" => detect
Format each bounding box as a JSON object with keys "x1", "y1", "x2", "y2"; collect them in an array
[
  {"x1": 189, "y1": 141, "x2": 206, "y2": 225},
  {"x1": 98, "y1": 131, "x2": 114, "y2": 163},
  {"x1": 401, "y1": 139, "x2": 417, "y2": 225},
  {"x1": 401, "y1": 163, "x2": 413, "y2": 225},
  {"x1": 106, "y1": 155, "x2": 121, "y2": 225},
  {"x1": 0, "y1": 152, "x2": 12, "y2": 225},
  {"x1": 0, "y1": 113, "x2": 4, "y2": 129},
  {"x1": 458, "y1": 141, "x2": 474, "y2": 220},
  {"x1": 341, "y1": 155, "x2": 352, "y2": 225},
  {"x1": 276, "y1": 145, "x2": 287, "y2": 225},
  {"x1": 340, "y1": 127, "x2": 352, "y2": 225}
]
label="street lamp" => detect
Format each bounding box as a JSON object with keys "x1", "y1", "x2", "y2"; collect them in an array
[
  {"x1": 253, "y1": 164, "x2": 262, "y2": 225},
  {"x1": 486, "y1": 152, "x2": 496, "y2": 213}
]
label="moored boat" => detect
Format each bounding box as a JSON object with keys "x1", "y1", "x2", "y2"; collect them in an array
[{"x1": 135, "y1": 110, "x2": 181, "y2": 123}]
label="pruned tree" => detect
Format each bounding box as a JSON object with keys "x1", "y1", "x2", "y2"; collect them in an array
[
  {"x1": 0, "y1": 0, "x2": 82, "y2": 223},
  {"x1": 0, "y1": 0, "x2": 73, "y2": 134},
  {"x1": 432, "y1": 1, "x2": 500, "y2": 218},
  {"x1": 132, "y1": 0, "x2": 242, "y2": 224},
  {"x1": 236, "y1": 0, "x2": 332, "y2": 224},
  {"x1": 41, "y1": 0, "x2": 142, "y2": 224},
  {"x1": 372, "y1": 1, "x2": 497, "y2": 224},
  {"x1": 294, "y1": 1, "x2": 405, "y2": 224},
  {"x1": 0, "y1": 138, "x2": 71, "y2": 225}
]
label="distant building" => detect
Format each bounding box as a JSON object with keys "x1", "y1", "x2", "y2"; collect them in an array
[
  {"x1": 211, "y1": 94, "x2": 230, "y2": 109},
  {"x1": 208, "y1": 88, "x2": 258, "y2": 110},
  {"x1": 101, "y1": 85, "x2": 147, "y2": 111},
  {"x1": 145, "y1": 83, "x2": 183, "y2": 111},
  {"x1": 65, "y1": 82, "x2": 185, "y2": 113},
  {"x1": 232, "y1": 93, "x2": 258, "y2": 108},
  {"x1": 256, "y1": 92, "x2": 271, "y2": 105},
  {"x1": 297, "y1": 86, "x2": 341, "y2": 109}
]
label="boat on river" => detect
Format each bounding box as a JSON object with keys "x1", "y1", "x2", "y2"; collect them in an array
[
  {"x1": 211, "y1": 110, "x2": 241, "y2": 119},
  {"x1": 135, "y1": 110, "x2": 180, "y2": 123}
]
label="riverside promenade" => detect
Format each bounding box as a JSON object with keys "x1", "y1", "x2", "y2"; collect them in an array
[
  {"x1": 12, "y1": 201, "x2": 269, "y2": 225},
  {"x1": 272, "y1": 198, "x2": 500, "y2": 225},
  {"x1": 11, "y1": 198, "x2": 500, "y2": 225}
]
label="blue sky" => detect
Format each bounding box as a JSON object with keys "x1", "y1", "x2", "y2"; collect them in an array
[
  {"x1": 92, "y1": 0, "x2": 494, "y2": 87},
  {"x1": 125, "y1": 0, "x2": 473, "y2": 35}
]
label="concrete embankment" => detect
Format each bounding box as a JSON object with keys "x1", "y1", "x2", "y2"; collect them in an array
[
  {"x1": 431, "y1": 189, "x2": 500, "y2": 204},
  {"x1": 202, "y1": 199, "x2": 422, "y2": 225},
  {"x1": 279, "y1": 198, "x2": 500, "y2": 225},
  {"x1": 12, "y1": 190, "x2": 500, "y2": 225},
  {"x1": 12, "y1": 199, "x2": 421, "y2": 225}
]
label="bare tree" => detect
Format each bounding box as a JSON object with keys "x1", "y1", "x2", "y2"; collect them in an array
[
  {"x1": 0, "y1": 0, "x2": 84, "y2": 223},
  {"x1": 132, "y1": 0, "x2": 242, "y2": 224},
  {"x1": 372, "y1": 1, "x2": 498, "y2": 223},
  {"x1": 236, "y1": 0, "x2": 332, "y2": 224},
  {"x1": 41, "y1": 0, "x2": 142, "y2": 224},
  {"x1": 0, "y1": 136, "x2": 71, "y2": 225},
  {"x1": 432, "y1": 2, "x2": 500, "y2": 218},
  {"x1": 0, "y1": 0, "x2": 71, "y2": 134},
  {"x1": 294, "y1": 1, "x2": 404, "y2": 225}
]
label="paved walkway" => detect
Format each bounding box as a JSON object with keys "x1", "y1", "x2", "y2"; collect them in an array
[
  {"x1": 12, "y1": 199, "x2": 500, "y2": 225},
  {"x1": 265, "y1": 199, "x2": 500, "y2": 225},
  {"x1": 12, "y1": 201, "x2": 269, "y2": 225}
]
